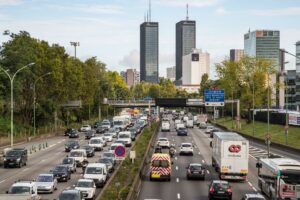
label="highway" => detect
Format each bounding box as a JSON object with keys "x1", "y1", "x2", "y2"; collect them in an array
[
  {"x1": 0, "y1": 131, "x2": 127, "y2": 200},
  {"x1": 138, "y1": 118, "x2": 300, "y2": 200}
]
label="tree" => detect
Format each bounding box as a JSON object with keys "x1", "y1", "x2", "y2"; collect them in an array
[
  {"x1": 159, "y1": 78, "x2": 176, "y2": 97},
  {"x1": 148, "y1": 84, "x2": 161, "y2": 99}
]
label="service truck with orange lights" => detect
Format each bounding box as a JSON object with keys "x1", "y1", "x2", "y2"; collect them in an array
[
  {"x1": 211, "y1": 132, "x2": 249, "y2": 180},
  {"x1": 149, "y1": 153, "x2": 172, "y2": 181},
  {"x1": 256, "y1": 158, "x2": 300, "y2": 200}
]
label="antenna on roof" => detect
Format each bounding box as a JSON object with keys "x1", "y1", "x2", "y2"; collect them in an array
[
  {"x1": 186, "y1": 4, "x2": 189, "y2": 20},
  {"x1": 149, "y1": 0, "x2": 152, "y2": 22},
  {"x1": 144, "y1": 12, "x2": 146, "y2": 22},
  {"x1": 147, "y1": 10, "x2": 149, "y2": 22}
]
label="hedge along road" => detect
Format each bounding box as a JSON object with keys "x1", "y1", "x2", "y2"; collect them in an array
[{"x1": 99, "y1": 122, "x2": 159, "y2": 200}]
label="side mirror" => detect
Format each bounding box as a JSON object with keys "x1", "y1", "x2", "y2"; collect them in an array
[
  {"x1": 171, "y1": 161, "x2": 174, "y2": 165},
  {"x1": 6, "y1": 191, "x2": 8, "y2": 194},
  {"x1": 50, "y1": 170, "x2": 53, "y2": 173},
  {"x1": 72, "y1": 184, "x2": 76, "y2": 188},
  {"x1": 256, "y1": 163, "x2": 262, "y2": 168}
]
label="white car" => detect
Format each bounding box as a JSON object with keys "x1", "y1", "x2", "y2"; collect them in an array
[
  {"x1": 69, "y1": 149, "x2": 87, "y2": 167},
  {"x1": 103, "y1": 132, "x2": 113, "y2": 142},
  {"x1": 36, "y1": 174, "x2": 57, "y2": 194},
  {"x1": 179, "y1": 143, "x2": 193, "y2": 155},
  {"x1": 118, "y1": 131, "x2": 132, "y2": 147},
  {"x1": 89, "y1": 137, "x2": 105, "y2": 151},
  {"x1": 80, "y1": 125, "x2": 91, "y2": 132},
  {"x1": 75, "y1": 179, "x2": 96, "y2": 200},
  {"x1": 199, "y1": 122, "x2": 207, "y2": 129},
  {"x1": 157, "y1": 138, "x2": 170, "y2": 148},
  {"x1": 205, "y1": 126, "x2": 214, "y2": 134},
  {"x1": 84, "y1": 163, "x2": 108, "y2": 188},
  {"x1": 107, "y1": 128, "x2": 118, "y2": 138},
  {"x1": 161, "y1": 121, "x2": 170, "y2": 132}
]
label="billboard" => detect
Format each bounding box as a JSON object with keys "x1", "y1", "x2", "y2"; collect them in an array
[
  {"x1": 155, "y1": 98, "x2": 187, "y2": 107},
  {"x1": 289, "y1": 113, "x2": 300, "y2": 126}
]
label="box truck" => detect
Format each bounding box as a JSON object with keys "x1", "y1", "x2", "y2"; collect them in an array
[{"x1": 211, "y1": 132, "x2": 249, "y2": 180}]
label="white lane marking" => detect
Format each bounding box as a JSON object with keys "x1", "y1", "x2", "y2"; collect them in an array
[
  {"x1": 176, "y1": 178, "x2": 179, "y2": 182},
  {"x1": 177, "y1": 193, "x2": 181, "y2": 199},
  {"x1": 41, "y1": 159, "x2": 46, "y2": 162},
  {"x1": 58, "y1": 141, "x2": 62, "y2": 144},
  {"x1": 248, "y1": 182, "x2": 253, "y2": 187},
  {"x1": 22, "y1": 168, "x2": 29, "y2": 172},
  {"x1": 176, "y1": 166, "x2": 178, "y2": 171},
  {"x1": 49, "y1": 144, "x2": 57, "y2": 148},
  {"x1": 0, "y1": 179, "x2": 6, "y2": 184},
  {"x1": 198, "y1": 152, "x2": 201, "y2": 155},
  {"x1": 206, "y1": 170, "x2": 210, "y2": 174},
  {"x1": 62, "y1": 139, "x2": 66, "y2": 141},
  {"x1": 175, "y1": 157, "x2": 178, "y2": 160},
  {"x1": 202, "y1": 160, "x2": 205, "y2": 163},
  {"x1": 253, "y1": 187, "x2": 257, "y2": 192}
]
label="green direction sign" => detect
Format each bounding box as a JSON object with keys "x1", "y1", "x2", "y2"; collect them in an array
[{"x1": 277, "y1": 169, "x2": 281, "y2": 177}]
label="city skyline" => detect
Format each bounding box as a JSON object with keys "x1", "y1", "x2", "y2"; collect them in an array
[{"x1": 0, "y1": 0, "x2": 299, "y2": 78}]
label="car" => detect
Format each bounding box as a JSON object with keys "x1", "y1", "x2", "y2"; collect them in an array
[
  {"x1": 103, "y1": 132, "x2": 113, "y2": 142},
  {"x1": 85, "y1": 130, "x2": 95, "y2": 140},
  {"x1": 208, "y1": 180, "x2": 232, "y2": 200},
  {"x1": 82, "y1": 144, "x2": 95, "y2": 157},
  {"x1": 3, "y1": 148, "x2": 27, "y2": 168},
  {"x1": 80, "y1": 125, "x2": 91, "y2": 132},
  {"x1": 64, "y1": 140, "x2": 80, "y2": 152},
  {"x1": 161, "y1": 121, "x2": 170, "y2": 131},
  {"x1": 102, "y1": 151, "x2": 116, "y2": 164},
  {"x1": 179, "y1": 143, "x2": 193, "y2": 155},
  {"x1": 210, "y1": 128, "x2": 221, "y2": 138},
  {"x1": 83, "y1": 163, "x2": 108, "y2": 188},
  {"x1": 93, "y1": 121, "x2": 101, "y2": 129},
  {"x1": 6, "y1": 180, "x2": 39, "y2": 198},
  {"x1": 205, "y1": 126, "x2": 214, "y2": 134},
  {"x1": 128, "y1": 127, "x2": 138, "y2": 141},
  {"x1": 89, "y1": 137, "x2": 105, "y2": 151},
  {"x1": 186, "y1": 119, "x2": 194, "y2": 128},
  {"x1": 241, "y1": 194, "x2": 266, "y2": 200},
  {"x1": 69, "y1": 149, "x2": 88, "y2": 167},
  {"x1": 156, "y1": 137, "x2": 170, "y2": 148},
  {"x1": 61, "y1": 157, "x2": 77, "y2": 173},
  {"x1": 186, "y1": 163, "x2": 206, "y2": 180},
  {"x1": 75, "y1": 179, "x2": 96, "y2": 200},
  {"x1": 199, "y1": 122, "x2": 207, "y2": 129},
  {"x1": 58, "y1": 188, "x2": 83, "y2": 200},
  {"x1": 98, "y1": 157, "x2": 114, "y2": 172},
  {"x1": 177, "y1": 127, "x2": 188, "y2": 136},
  {"x1": 118, "y1": 131, "x2": 132, "y2": 147},
  {"x1": 51, "y1": 165, "x2": 71, "y2": 182},
  {"x1": 101, "y1": 120, "x2": 111, "y2": 130},
  {"x1": 96, "y1": 126, "x2": 106, "y2": 134},
  {"x1": 106, "y1": 127, "x2": 118, "y2": 137},
  {"x1": 36, "y1": 174, "x2": 57, "y2": 194},
  {"x1": 69, "y1": 129, "x2": 79, "y2": 138},
  {"x1": 64, "y1": 128, "x2": 75, "y2": 136}
]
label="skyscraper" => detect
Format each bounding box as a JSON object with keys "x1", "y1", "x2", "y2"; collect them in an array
[
  {"x1": 175, "y1": 15, "x2": 196, "y2": 82},
  {"x1": 296, "y1": 41, "x2": 300, "y2": 73},
  {"x1": 230, "y1": 49, "x2": 244, "y2": 62},
  {"x1": 295, "y1": 41, "x2": 300, "y2": 111},
  {"x1": 244, "y1": 30, "x2": 280, "y2": 70},
  {"x1": 140, "y1": 21, "x2": 159, "y2": 83},
  {"x1": 166, "y1": 67, "x2": 175, "y2": 81}
]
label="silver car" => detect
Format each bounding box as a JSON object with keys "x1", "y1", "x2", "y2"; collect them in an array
[
  {"x1": 36, "y1": 174, "x2": 57, "y2": 194},
  {"x1": 61, "y1": 157, "x2": 76, "y2": 173}
]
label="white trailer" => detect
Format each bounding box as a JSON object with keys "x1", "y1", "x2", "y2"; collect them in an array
[
  {"x1": 211, "y1": 132, "x2": 249, "y2": 180},
  {"x1": 256, "y1": 158, "x2": 300, "y2": 200}
]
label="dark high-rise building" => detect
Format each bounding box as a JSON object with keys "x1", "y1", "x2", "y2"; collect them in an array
[
  {"x1": 176, "y1": 20, "x2": 196, "y2": 82},
  {"x1": 140, "y1": 22, "x2": 159, "y2": 83}
]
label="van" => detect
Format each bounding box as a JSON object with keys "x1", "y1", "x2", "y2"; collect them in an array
[
  {"x1": 150, "y1": 153, "x2": 172, "y2": 181},
  {"x1": 186, "y1": 119, "x2": 194, "y2": 128},
  {"x1": 89, "y1": 137, "x2": 105, "y2": 151},
  {"x1": 84, "y1": 163, "x2": 108, "y2": 188},
  {"x1": 69, "y1": 149, "x2": 87, "y2": 167},
  {"x1": 118, "y1": 132, "x2": 132, "y2": 147},
  {"x1": 3, "y1": 148, "x2": 28, "y2": 168}
]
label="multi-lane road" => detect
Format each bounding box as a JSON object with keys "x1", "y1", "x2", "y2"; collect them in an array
[
  {"x1": 138, "y1": 118, "x2": 300, "y2": 200},
  {"x1": 0, "y1": 131, "x2": 126, "y2": 200}
]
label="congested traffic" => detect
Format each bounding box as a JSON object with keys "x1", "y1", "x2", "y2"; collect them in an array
[{"x1": 0, "y1": 109, "x2": 152, "y2": 200}]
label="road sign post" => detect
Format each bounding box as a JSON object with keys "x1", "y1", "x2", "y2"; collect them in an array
[{"x1": 114, "y1": 145, "x2": 126, "y2": 160}]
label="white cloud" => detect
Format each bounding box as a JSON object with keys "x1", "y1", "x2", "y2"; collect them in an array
[
  {"x1": 250, "y1": 7, "x2": 300, "y2": 16},
  {"x1": 215, "y1": 7, "x2": 228, "y2": 15},
  {"x1": 154, "y1": 0, "x2": 219, "y2": 7},
  {"x1": 0, "y1": 0, "x2": 22, "y2": 6},
  {"x1": 119, "y1": 50, "x2": 140, "y2": 68},
  {"x1": 50, "y1": 4, "x2": 124, "y2": 14}
]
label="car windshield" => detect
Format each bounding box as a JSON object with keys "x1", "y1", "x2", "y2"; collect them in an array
[
  {"x1": 190, "y1": 165, "x2": 202, "y2": 170},
  {"x1": 54, "y1": 166, "x2": 66, "y2": 172},
  {"x1": 178, "y1": 128, "x2": 186, "y2": 131},
  {"x1": 102, "y1": 122, "x2": 110, "y2": 125},
  {"x1": 99, "y1": 158, "x2": 111, "y2": 164},
  {"x1": 159, "y1": 139, "x2": 167, "y2": 142},
  {"x1": 212, "y1": 182, "x2": 229, "y2": 190},
  {"x1": 104, "y1": 133, "x2": 111, "y2": 137},
  {"x1": 182, "y1": 144, "x2": 192, "y2": 147},
  {"x1": 114, "y1": 121, "x2": 123, "y2": 125},
  {"x1": 119, "y1": 134, "x2": 129, "y2": 138},
  {"x1": 62, "y1": 158, "x2": 74, "y2": 164},
  {"x1": 86, "y1": 167, "x2": 102, "y2": 174},
  {"x1": 37, "y1": 175, "x2": 53, "y2": 182},
  {"x1": 281, "y1": 170, "x2": 300, "y2": 184},
  {"x1": 103, "y1": 152, "x2": 114, "y2": 157},
  {"x1": 76, "y1": 181, "x2": 93, "y2": 188},
  {"x1": 10, "y1": 186, "x2": 30, "y2": 194},
  {"x1": 82, "y1": 145, "x2": 91, "y2": 150},
  {"x1": 108, "y1": 128, "x2": 115, "y2": 133},
  {"x1": 70, "y1": 152, "x2": 83, "y2": 157},
  {"x1": 59, "y1": 193, "x2": 80, "y2": 200},
  {"x1": 83, "y1": 125, "x2": 89, "y2": 128},
  {"x1": 66, "y1": 141, "x2": 76, "y2": 145},
  {"x1": 152, "y1": 160, "x2": 169, "y2": 168},
  {"x1": 90, "y1": 140, "x2": 101, "y2": 144},
  {"x1": 6, "y1": 151, "x2": 22, "y2": 157}
]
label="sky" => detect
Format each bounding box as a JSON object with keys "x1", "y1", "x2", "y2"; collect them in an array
[{"x1": 0, "y1": 0, "x2": 299, "y2": 78}]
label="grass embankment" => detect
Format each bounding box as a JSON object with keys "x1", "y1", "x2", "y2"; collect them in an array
[
  {"x1": 100, "y1": 122, "x2": 158, "y2": 200},
  {"x1": 216, "y1": 117, "x2": 300, "y2": 150}
]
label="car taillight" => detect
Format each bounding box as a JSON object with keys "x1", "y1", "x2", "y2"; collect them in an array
[
  {"x1": 227, "y1": 187, "x2": 232, "y2": 193},
  {"x1": 209, "y1": 187, "x2": 214, "y2": 193}
]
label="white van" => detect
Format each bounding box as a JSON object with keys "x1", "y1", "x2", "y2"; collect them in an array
[
  {"x1": 161, "y1": 121, "x2": 170, "y2": 132},
  {"x1": 69, "y1": 149, "x2": 87, "y2": 167},
  {"x1": 89, "y1": 137, "x2": 105, "y2": 151},
  {"x1": 186, "y1": 119, "x2": 194, "y2": 128},
  {"x1": 84, "y1": 163, "x2": 107, "y2": 188},
  {"x1": 118, "y1": 132, "x2": 132, "y2": 147}
]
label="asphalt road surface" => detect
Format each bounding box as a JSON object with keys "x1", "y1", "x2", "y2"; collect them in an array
[{"x1": 138, "y1": 118, "x2": 300, "y2": 200}]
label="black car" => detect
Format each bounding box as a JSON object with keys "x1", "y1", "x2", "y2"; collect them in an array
[
  {"x1": 51, "y1": 165, "x2": 71, "y2": 182},
  {"x1": 208, "y1": 180, "x2": 232, "y2": 200},
  {"x1": 69, "y1": 130, "x2": 79, "y2": 138},
  {"x1": 128, "y1": 127, "x2": 138, "y2": 141},
  {"x1": 177, "y1": 127, "x2": 188, "y2": 136},
  {"x1": 96, "y1": 126, "x2": 106, "y2": 134},
  {"x1": 93, "y1": 121, "x2": 101, "y2": 129},
  {"x1": 64, "y1": 128, "x2": 75, "y2": 136},
  {"x1": 186, "y1": 163, "x2": 206, "y2": 180},
  {"x1": 58, "y1": 189, "x2": 83, "y2": 200},
  {"x1": 85, "y1": 130, "x2": 95, "y2": 140},
  {"x1": 82, "y1": 144, "x2": 95, "y2": 157},
  {"x1": 3, "y1": 148, "x2": 27, "y2": 168},
  {"x1": 64, "y1": 140, "x2": 80, "y2": 152}
]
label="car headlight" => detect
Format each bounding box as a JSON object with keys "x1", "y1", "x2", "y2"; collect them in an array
[
  {"x1": 16, "y1": 158, "x2": 20, "y2": 162},
  {"x1": 3, "y1": 158, "x2": 6, "y2": 161}
]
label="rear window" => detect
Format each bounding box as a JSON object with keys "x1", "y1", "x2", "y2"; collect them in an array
[
  {"x1": 59, "y1": 192, "x2": 81, "y2": 200},
  {"x1": 159, "y1": 138, "x2": 168, "y2": 141},
  {"x1": 212, "y1": 182, "x2": 229, "y2": 190},
  {"x1": 182, "y1": 144, "x2": 191, "y2": 147},
  {"x1": 70, "y1": 152, "x2": 83, "y2": 157},
  {"x1": 86, "y1": 167, "x2": 103, "y2": 174},
  {"x1": 152, "y1": 160, "x2": 169, "y2": 168}
]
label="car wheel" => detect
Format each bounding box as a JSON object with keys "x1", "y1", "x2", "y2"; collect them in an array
[{"x1": 18, "y1": 162, "x2": 22, "y2": 168}]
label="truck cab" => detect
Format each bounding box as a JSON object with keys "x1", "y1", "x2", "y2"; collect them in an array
[{"x1": 3, "y1": 148, "x2": 28, "y2": 168}]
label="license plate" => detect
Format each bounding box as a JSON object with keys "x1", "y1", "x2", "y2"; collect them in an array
[
  {"x1": 193, "y1": 172, "x2": 199, "y2": 174},
  {"x1": 152, "y1": 174, "x2": 160, "y2": 178},
  {"x1": 218, "y1": 191, "x2": 225, "y2": 194}
]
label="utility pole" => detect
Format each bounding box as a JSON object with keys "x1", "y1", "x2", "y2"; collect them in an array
[{"x1": 70, "y1": 42, "x2": 80, "y2": 59}]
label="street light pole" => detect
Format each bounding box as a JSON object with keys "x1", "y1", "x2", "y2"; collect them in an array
[
  {"x1": 33, "y1": 72, "x2": 52, "y2": 137},
  {"x1": 267, "y1": 69, "x2": 271, "y2": 157},
  {"x1": 70, "y1": 42, "x2": 80, "y2": 59},
  {"x1": 0, "y1": 63, "x2": 35, "y2": 147}
]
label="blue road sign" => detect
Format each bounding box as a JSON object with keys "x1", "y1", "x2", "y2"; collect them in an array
[
  {"x1": 204, "y1": 90, "x2": 225, "y2": 106},
  {"x1": 144, "y1": 96, "x2": 152, "y2": 100},
  {"x1": 114, "y1": 146, "x2": 126, "y2": 157}
]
